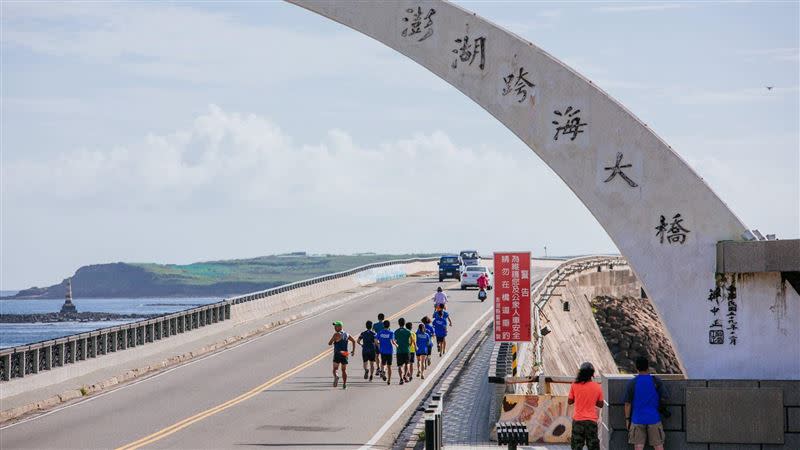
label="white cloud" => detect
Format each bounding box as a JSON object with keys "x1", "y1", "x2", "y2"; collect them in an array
[{"x1": 3, "y1": 105, "x2": 535, "y2": 214}]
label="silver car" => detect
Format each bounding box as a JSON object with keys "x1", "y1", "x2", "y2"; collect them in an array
[{"x1": 460, "y1": 265, "x2": 493, "y2": 290}]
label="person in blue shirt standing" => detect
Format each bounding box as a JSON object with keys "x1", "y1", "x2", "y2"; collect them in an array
[
  {"x1": 357, "y1": 320, "x2": 378, "y2": 382},
  {"x1": 432, "y1": 306, "x2": 452, "y2": 356},
  {"x1": 623, "y1": 356, "x2": 668, "y2": 450},
  {"x1": 376, "y1": 319, "x2": 396, "y2": 385},
  {"x1": 328, "y1": 321, "x2": 356, "y2": 390},
  {"x1": 415, "y1": 323, "x2": 431, "y2": 379}
]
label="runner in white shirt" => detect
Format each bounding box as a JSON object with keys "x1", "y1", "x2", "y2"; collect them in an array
[{"x1": 432, "y1": 286, "x2": 448, "y2": 313}]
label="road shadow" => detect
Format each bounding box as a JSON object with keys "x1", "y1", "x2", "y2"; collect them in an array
[{"x1": 237, "y1": 443, "x2": 385, "y2": 448}]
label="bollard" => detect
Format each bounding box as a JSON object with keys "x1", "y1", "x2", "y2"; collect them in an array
[{"x1": 424, "y1": 409, "x2": 436, "y2": 450}]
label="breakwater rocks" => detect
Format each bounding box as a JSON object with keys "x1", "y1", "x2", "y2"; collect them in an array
[
  {"x1": 591, "y1": 295, "x2": 682, "y2": 374},
  {"x1": 0, "y1": 312, "x2": 158, "y2": 324}
]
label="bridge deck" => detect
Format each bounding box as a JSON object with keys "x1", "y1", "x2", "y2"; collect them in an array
[{"x1": 0, "y1": 263, "x2": 553, "y2": 449}]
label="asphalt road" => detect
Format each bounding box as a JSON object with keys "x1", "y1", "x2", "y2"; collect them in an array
[{"x1": 0, "y1": 266, "x2": 550, "y2": 450}]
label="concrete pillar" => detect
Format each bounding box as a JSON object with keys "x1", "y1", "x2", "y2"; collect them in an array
[
  {"x1": 77, "y1": 338, "x2": 87, "y2": 361},
  {"x1": 66, "y1": 341, "x2": 76, "y2": 364},
  {"x1": 137, "y1": 326, "x2": 145, "y2": 345},
  {"x1": 54, "y1": 343, "x2": 65, "y2": 367},
  {"x1": 41, "y1": 346, "x2": 52, "y2": 370},
  {"x1": 146, "y1": 324, "x2": 154, "y2": 343},
  {"x1": 225, "y1": 304, "x2": 231, "y2": 320},
  {"x1": 107, "y1": 331, "x2": 116, "y2": 352},
  {"x1": 31, "y1": 348, "x2": 40, "y2": 374},
  {"x1": 87, "y1": 337, "x2": 96, "y2": 358},
  {"x1": 120, "y1": 329, "x2": 129, "y2": 350},
  {"x1": 212, "y1": 307, "x2": 218, "y2": 323},
  {"x1": 1, "y1": 354, "x2": 10, "y2": 381}
]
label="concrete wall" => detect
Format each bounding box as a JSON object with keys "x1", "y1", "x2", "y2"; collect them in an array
[
  {"x1": 288, "y1": 0, "x2": 799, "y2": 379},
  {"x1": 602, "y1": 375, "x2": 800, "y2": 449}
]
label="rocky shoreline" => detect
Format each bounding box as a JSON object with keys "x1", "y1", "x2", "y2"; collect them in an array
[
  {"x1": 0, "y1": 312, "x2": 158, "y2": 324},
  {"x1": 591, "y1": 295, "x2": 682, "y2": 374}
]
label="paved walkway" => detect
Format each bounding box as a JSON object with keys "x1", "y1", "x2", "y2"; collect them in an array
[{"x1": 442, "y1": 329, "x2": 494, "y2": 445}]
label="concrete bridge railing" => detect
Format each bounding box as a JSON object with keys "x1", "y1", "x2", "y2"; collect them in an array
[{"x1": 0, "y1": 257, "x2": 437, "y2": 383}]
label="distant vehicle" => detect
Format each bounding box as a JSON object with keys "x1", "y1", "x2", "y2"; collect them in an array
[
  {"x1": 460, "y1": 265, "x2": 493, "y2": 290},
  {"x1": 459, "y1": 250, "x2": 480, "y2": 267},
  {"x1": 438, "y1": 254, "x2": 462, "y2": 282}
]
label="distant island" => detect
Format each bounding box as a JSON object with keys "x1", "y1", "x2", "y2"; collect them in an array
[{"x1": 3, "y1": 253, "x2": 437, "y2": 300}]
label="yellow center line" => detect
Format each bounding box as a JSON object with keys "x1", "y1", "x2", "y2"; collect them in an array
[{"x1": 115, "y1": 287, "x2": 445, "y2": 450}]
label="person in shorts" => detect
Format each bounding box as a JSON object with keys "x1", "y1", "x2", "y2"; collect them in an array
[
  {"x1": 623, "y1": 356, "x2": 667, "y2": 450},
  {"x1": 373, "y1": 313, "x2": 386, "y2": 376},
  {"x1": 405, "y1": 321, "x2": 416, "y2": 382},
  {"x1": 568, "y1": 362, "x2": 604, "y2": 450},
  {"x1": 432, "y1": 287, "x2": 448, "y2": 312},
  {"x1": 357, "y1": 320, "x2": 378, "y2": 381},
  {"x1": 423, "y1": 316, "x2": 434, "y2": 368},
  {"x1": 376, "y1": 319, "x2": 396, "y2": 385},
  {"x1": 394, "y1": 318, "x2": 412, "y2": 385},
  {"x1": 415, "y1": 323, "x2": 431, "y2": 379},
  {"x1": 328, "y1": 321, "x2": 356, "y2": 389},
  {"x1": 432, "y1": 306, "x2": 452, "y2": 356}
]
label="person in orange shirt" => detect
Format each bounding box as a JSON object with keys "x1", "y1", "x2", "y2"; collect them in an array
[{"x1": 567, "y1": 362, "x2": 604, "y2": 450}]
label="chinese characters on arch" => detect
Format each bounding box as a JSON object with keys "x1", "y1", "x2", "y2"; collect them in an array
[{"x1": 494, "y1": 252, "x2": 532, "y2": 342}]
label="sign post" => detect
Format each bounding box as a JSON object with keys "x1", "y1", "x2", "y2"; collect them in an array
[{"x1": 493, "y1": 252, "x2": 532, "y2": 342}]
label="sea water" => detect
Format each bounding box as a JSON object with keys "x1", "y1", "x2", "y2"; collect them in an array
[{"x1": 0, "y1": 297, "x2": 220, "y2": 349}]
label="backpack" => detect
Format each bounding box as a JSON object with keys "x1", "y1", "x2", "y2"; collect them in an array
[{"x1": 625, "y1": 374, "x2": 671, "y2": 418}]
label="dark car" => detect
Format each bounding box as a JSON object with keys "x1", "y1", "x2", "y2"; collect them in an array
[{"x1": 438, "y1": 254, "x2": 462, "y2": 282}]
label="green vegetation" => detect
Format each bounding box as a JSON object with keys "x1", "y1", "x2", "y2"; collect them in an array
[
  {"x1": 9, "y1": 253, "x2": 438, "y2": 299},
  {"x1": 132, "y1": 253, "x2": 436, "y2": 286}
]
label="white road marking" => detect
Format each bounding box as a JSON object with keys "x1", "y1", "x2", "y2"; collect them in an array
[{"x1": 0, "y1": 283, "x2": 398, "y2": 430}]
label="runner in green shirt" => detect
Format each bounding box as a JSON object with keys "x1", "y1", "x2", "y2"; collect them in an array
[{"x1": 394, "y1": 318, "x2": 412, "y2": 385}]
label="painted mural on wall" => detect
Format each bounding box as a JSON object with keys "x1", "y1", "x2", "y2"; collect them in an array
[
  {"x1": 707, "y1": 275, "x2": 739, "y2": 345},
  {"x1": 499, "y1": 394, "x2": 574, "y2": 443}
]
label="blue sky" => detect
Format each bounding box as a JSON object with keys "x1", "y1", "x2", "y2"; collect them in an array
[{"x1": 2, "y1": 1, "x2": 798, "y2": 288}]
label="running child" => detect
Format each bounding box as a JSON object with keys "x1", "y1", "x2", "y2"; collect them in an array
[
  {"x1": 394, "y1": 318, "x2": 412, "y2": 385},
  {"x1": 415, "y1": 323, "x2": 431, "y2": 379},
  {"x1": 376, "y1": 319, "x2": 396, "y2": 385},
  {"x1": 423, "y1": 316, "x2": 434, "y2": 368},
  {"x1": 433, "y1": 306, "x2": 452, "y2": 356},
  {"x1": 357, "y1": 320, "x2": 378, "y2": 381},
  {"x1": 328, "y1": 321, "x2": 356, "y2": 389},
  {"x1": 405, "y1": 321, "x2": 416, "y2": 383}
]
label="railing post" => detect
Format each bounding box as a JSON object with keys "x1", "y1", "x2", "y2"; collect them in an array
[{"x1": 424, "y1": 409, "x2": 436, "y2": 450}]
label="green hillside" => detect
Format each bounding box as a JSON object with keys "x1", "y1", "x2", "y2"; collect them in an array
[{"x1": 8, "y1": 253, "x2": 437, "y2": 299}]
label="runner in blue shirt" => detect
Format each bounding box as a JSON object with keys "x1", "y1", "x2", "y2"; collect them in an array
[
  {"x1": 357, "y1": 320, "x2": 378, "y2": 382},
  {"x1": 373, "y1": 313, "x2": 386, "y2": 378},
  {"x1": 422, "y1": 316, "x2": 435, "y2": 369},
  {"x1": 433, "y1": 306, "x2": 452, "y2": 356},
  {"x1": 415, "y1": 323, "x2": 432, "y2": 379},
  {"x1": 376, "y1": 319, "x2": 396, "y2": 385}
]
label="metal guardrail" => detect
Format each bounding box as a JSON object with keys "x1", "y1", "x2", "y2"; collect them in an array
[
  {"x1": 488, "y1": 342, "x2": 517, "y2": 384},
  {"x1": 423, "y1": 392, "x2": 444, "y2": 450},
  {"x1": 0, "y1": 257, "x2": 437, "y2": 382}
]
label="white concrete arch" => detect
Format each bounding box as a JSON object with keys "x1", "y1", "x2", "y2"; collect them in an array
[{"x1": 289, "y1": 0, "x2": 798, "y2": 379}]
